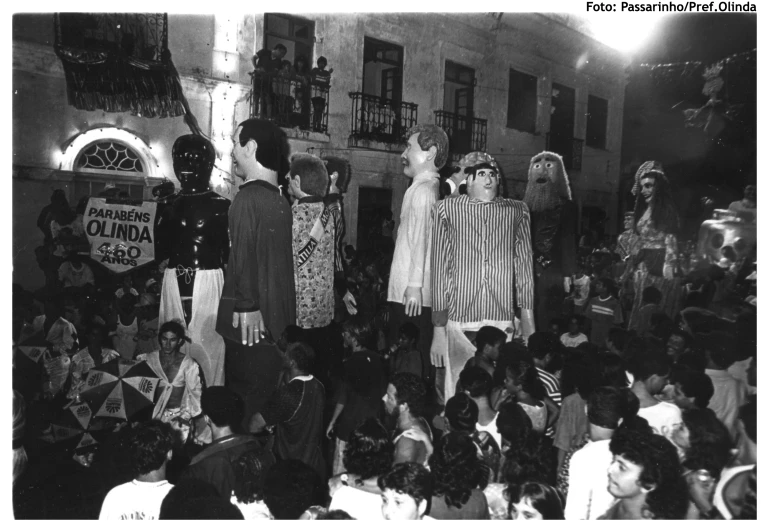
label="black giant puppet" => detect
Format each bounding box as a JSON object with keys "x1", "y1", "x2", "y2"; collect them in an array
[
  {"x1": 523, "y1": 151, "x2": 577, "y2": 330},
  {"x1": 157, "y1": 134, "x2": 230, "y2": 387}
]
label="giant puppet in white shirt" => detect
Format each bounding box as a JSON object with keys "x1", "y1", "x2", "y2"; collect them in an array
[{"x1": 429, "y1": 153, "x2": 536, "y2": 400}]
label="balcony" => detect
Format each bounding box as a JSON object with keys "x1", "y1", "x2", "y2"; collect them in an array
[
  {"x1": 545, "y1": 133, "x2": 584, "y2": 171},
  {"x1": 250, "y1": 71, "x2": 329, "y2": 134},
  {"x1": 434, "y1": 110, "x2": 488, "y2": 156},
  {"x1": 347, "y1": 92, "x2": 418, "y2": 150}
]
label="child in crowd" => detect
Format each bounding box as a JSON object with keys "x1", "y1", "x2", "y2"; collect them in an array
[
  {"x1": 463, "y1": 326, "x2": 507, "y2": 378},
  {"x1": 560, "y1": 315, "x2": 588, "y2": 348},
  {"x1": 585, "y1": 278, "x2": 623, "y2": 347},
  {"x1": 310, "y1": 56, "x2": 333, "y2": 132},
  {"x1": 384, "y1": 322, "x2": 422, "y2": 378},
  {"x1": 568, "y1": 262, "x2": 591, "y2": 315}
]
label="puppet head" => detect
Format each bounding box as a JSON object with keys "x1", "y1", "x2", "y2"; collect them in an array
[
  {"x1": 288, "y1": 153, "x2": 329, "y2": 199},
  {"x1": 445, "y1": 152, "x2": 499, "y2": 196},
  {"x1": 632, "y1": 161, "x2": 679, "y2": 234},
  {"x1": 465, "y1": 162, "x2": 500, "y2": 202},
  {"x1": 401, "y1": 124, "x2": 449, "y2": 178},
  {"x1": 172, "y1": 135, "x2": 215, "y2": 191},
  {"x1": 523, "y1": 151, "x2": 571, "y2": 212}
]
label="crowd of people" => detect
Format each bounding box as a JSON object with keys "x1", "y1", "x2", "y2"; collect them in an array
[{"x1": 11, "y1": 116, "x2": 757, "y2": 520}]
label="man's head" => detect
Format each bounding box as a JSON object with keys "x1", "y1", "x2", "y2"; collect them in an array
[
  {"x1": 271, "y1": 43, "x2": 287, "y2": 60},
  {"x1": 342, "y1": 317, "x2": 372, "y2": 349},
  {"x1": 383, "y1": 372, "x2": 426, "y2": 419},
  {"x1": 666, "y1": 329, "x2": 692, "y2": 359},
  {"x1": 465, "y1": 162, "x2": 500, "y2": 202},
  {"x1": 743, "y1": 184, "x2": 756, "y2": 202},
  {"x1": 324, "y1": 155, "x2": 352, "y2": 194},
  {"x1": 607, "y1": 429, "x2": 682, "y2": 502},
  {"x1": 378, "y1": 462, "x2": 432, "y2": 520},
  {"x1": 158, "y1": 321, "x2": 187, "y2": 357},
  {"x1": 527, "y1": 331, "x2": 558, "y2": 365},
  {"x1": 587, "y1": 386, "x2": 629, "y2": 433},
  {"x1": 398, "y1": 322, "x2": 420, "y2": 349},
  {"x1": 232, "y1": 119, "x2": 290, "y2": 180},
  {"x1": 475, "y1": 325, "x2": 506, "y2": 361},
  {"x1": 283, "y1": 342, "x2": 315, "y2": 374},
  {"x1": 443, "y1": 393, "x2": 479, "y2": 433},
  {"x1": 401, "y1": 124, "x2": 449, "y2": 178},
  {"x1": 316, "y1": 56, "x2": 328, "y2": 69},
  {"x1": 670, "y1": 369, "x2": 714, "y2": 410},
  {"x1": 627, "y1": 350, "x2": 671, "y2": 395},
  {"x1": 642, "y1": 286, "x2": 662, "y2": 306},
  {"x1": 287, "y1": 153, "x2": 329, "y2": 198},
  {"x1": 696, "y1": 331, "x2": 736, "y2": 370},
  {"x1": 263, "y1": 459, "x2": 327, "y2": 520},
  {"x1": 458, "y1": 366, "x2": 493, "y2": 400},
  {"x1": 201, "y1": 386, "x2": 245, "y2": 430},
  {"x1": 172, "y1": 134, "x2": 216, "y2": 190},
  {"x1": 523, "y1": 151, "x2": 571, "y2": 213},
  {"x1": 567, "y1": 315, "x2": 582, "y2": 335},
  {"x1": 127, "y1": 420, "x2": 175, "y2": 477},
  {"x1": 606, "y1": 327, "x2": 629, "y2": 354}
]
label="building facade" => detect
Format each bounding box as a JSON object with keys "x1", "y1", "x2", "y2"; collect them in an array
[{"x1": 13, "y1": 12, "x2": 628, "y2": 289}]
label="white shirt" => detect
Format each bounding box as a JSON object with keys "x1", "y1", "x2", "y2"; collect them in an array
[
  {"x1": 706, "y1": 368, "x2": 748, "y2": 438},
  {"x1": 387, "y1": 171, "x2": 438, "y2": 306},
  {"x1": 565, "y1": 439, "x2": 615, "y2": 520},
  {"x1": 476, "y1": 412, "x2": 502, "y2": 450},
  {"x1": 99, "y1": 479, "x2": 173, "y2": 520},
  {"x1": 638, "y1": 401, "x2": 682, "y2": 439},
  {"x1": 329, "y1": 485, "x2": 384, "y2": 520},
  {"x1": 561, "y1": 332, "x2": 588, "y2": 348}
]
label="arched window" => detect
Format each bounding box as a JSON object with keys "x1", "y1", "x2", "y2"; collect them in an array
[{"x1": 76, "y1": 140, "x2": 145, "y2": 174}]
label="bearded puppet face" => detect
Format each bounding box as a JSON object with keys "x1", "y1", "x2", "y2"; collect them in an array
[{"x1": 523, "y1": 151, "x2": 571, "y2": 212}]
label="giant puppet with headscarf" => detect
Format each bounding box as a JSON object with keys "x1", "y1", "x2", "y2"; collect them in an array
[
  {"x1": 523, "y1": 151, "x2": 578, "y2": 330},
  {"x1": 626, "y1": 161, "x2": 682, "y2": 327}
]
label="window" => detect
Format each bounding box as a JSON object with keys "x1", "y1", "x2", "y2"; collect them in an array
[
  {"x1": 363, "y1": 37, "x2": 403, "y2": 101},
  {"x1": 264, "y1": 13, "x2": 314, "y2": 64},
  {"x1": 507, "y1": 68, "x2": 538, "y2": 133},
  {"x1": 76, "y1": 141, "x2": 145, "y2": 173},
  {"x1": 586, "y1": 95, "x2": 608, "y2": 149}
]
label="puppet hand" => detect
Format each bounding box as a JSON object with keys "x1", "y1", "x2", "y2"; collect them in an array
[
  {"x1": 232, "y1": 310, "x2": 264, "y2": 346},
  {"x1": 430, "y1": 327, "x2": 448, "y2": 367},
  {"x1": 343, "y1": 291, "x2": 358, "y2": 315},
  {"x1": 563, "y1": 277, "x2": 572, "y2": 293},
  {"x1": 663, "y1": 264, "x2": 674, "y2": 280},
  {"x1": 403, "y1": 287, "x2": 422, "y2": 316},
  {"x1": 520, "y1": 309, "x2": 535, "y2": 346}
]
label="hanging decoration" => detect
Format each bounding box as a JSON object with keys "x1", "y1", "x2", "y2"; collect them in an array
[{"x1": 54, "y1": 13, "x2": 203, "y2": 136}]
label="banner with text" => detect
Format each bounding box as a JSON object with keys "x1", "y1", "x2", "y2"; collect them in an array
[{"x1": 83, "y1": 198, "x2": 157, "y2": 274}]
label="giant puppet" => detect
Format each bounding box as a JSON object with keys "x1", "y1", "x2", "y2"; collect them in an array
[
  {"x1": 157, "y1": 134, "x2": 230, "y2": 387},
  {"x1": 627, "y1": 161, "x2": 682, "y2": 327},
  {"x1": 430, "y1": 156, "x2": 535, "y2": 401},
  {"x1": 523, "y1": 151, "x2": 577, "y2": 330},
  {"x1": 387, "y1": 124, "x2": 449, "y2": 367}
]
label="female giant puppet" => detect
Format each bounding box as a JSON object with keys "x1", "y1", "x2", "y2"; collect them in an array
[
  {"x1": 157, "y1": 135, "x2": 230, "y2": 387},
  {"x1": 627, "y1": 161, "x2": 682, "y2": 327}
]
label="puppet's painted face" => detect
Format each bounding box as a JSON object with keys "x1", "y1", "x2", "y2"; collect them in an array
[
  {"x1": 529, "y1": 153, "x2": 561, "y2": 185},
  {"x1": 624, "y1": 215, "x2": 634, "y2": 231},
  {"x1": 640, "y1": 176, "x2": 656, "y2": 203},
  {"x1": 467, "y1": 167, "x2": 499, "y2": 201},
  {"x1": 401, "y1": 133, "x2": 432, "y2": 179},
  {"x1": 173, "y1": 134, "x2": 215, "y2": 190}
]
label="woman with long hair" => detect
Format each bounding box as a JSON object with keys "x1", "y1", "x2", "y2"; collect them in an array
[
  {"x1": 492, "y1": 354, "x2": 558, "y2": 435},
  {"x1": 427, "y1": 431, "x2": 490, "y2": 519},
  {"x1": 508, "y1": 481, "x2": 564, "y2": 520}
]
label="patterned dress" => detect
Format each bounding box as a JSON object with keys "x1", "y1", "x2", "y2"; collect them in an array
[{"x1": 628, "y1": 207, "x2": 682, "y2": 326}]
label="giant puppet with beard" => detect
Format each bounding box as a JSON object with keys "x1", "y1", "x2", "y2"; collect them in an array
[{"x1": 523, "y1": 151, "x2": 577, "y2": 330}]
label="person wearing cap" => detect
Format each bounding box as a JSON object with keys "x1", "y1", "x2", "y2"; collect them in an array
[{"x1": 183, "y1": 386, "x2": 268, "y2": 499}]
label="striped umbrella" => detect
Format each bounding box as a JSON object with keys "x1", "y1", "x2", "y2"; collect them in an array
[{"x1": 79, "y1": 358, "x2": 160, "y2": 421}]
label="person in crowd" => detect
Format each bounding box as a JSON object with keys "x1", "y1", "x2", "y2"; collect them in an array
[
  {"x1": 250, "y1": 342, "x2": 326, "y2": 480},
  {"x1": 388, "y1": 125, "x2": 447, "y2": 377},
  {"x1": 668, "y1": 369, "x2": 714, "y2": 411},
  {"x1": 599, "y1": 428, "x2": 689, "y2": 519},
  {"x1": 57, "y1": 250, "x2": 95, "y2": 290},
  {"x1": 262, "y1": 459, "x2": 329, "y2": 520},
  {"x1": 378, "y1": 462, "x2": 434, "y2": 520},
  {"x1": 184, "y1": 386, "x2": 265, "y2": 499},
  {"x1": 560, "y1": 315, "x2": 588, "y2": 348},
  {"x1": 135, "y1": 293, "x2": 160, "y2": 356},
  {"x1": 462, "y1": 325, "x2": 506, "y2": 378},
  {"x1": 159, "y1": 479, "x2": 244, "y2": 519},
  {"x1": 427, "y1": 432, "x2": 490, "y2": 519},
  {"x1": 383, "y1": 321, "x2": 423, "y2": 378},
  {"x1": 67, "y1": 322, "x2": 120, "y2": 399},
  {"x1": 457, "y1": 367, "x2": 501, "y2": 450},
  {"x1": 99, "y1": 421, "x2": 175, "y2": 520},
  {"x1": 616, "y1": 211, "x2": 640, "y2": 260},
  {"x1": 112, "y1": 291, "x2": 139, "y2": 360},
  {"x1": 529, "y1": 331, "x2": 562, "y2": 440},
  {"x1": 727, "y1": 184, "x2": 756, "y2": 223},
  {"x1": 627, "y1": 349, "x2": 682, "y2": 438},
  {"x1": 328, "y1": 418, "x2": 394, "y2": 519},
  {"x1": 565, "y1": 387, "x2": 643, "y2": 520},
  {"x1": 383, "y1": 372, "x2": 431, "y2": 465},
  {"x1": 509, "y1": 481, "x2": 564, "y2": 520},
  {"x1": 569, "y1": 262, "x2": 592, "y2": 316},
  {"x1": 586, "y1": 278, "x2": 624, "y2": 346},
  {"x1": 599, "y1": 353, "x2": 628, "y2": 388},
  {"x1": 553, "y1": 350, "x2": 596, "y2": 469},
  {"x1": 493, "y1": 355, "x2": 559, "y2": 435},
  {"x1": 216, "y1": 118, "x2": 294, "y2": 427},
  {"x1": 229, "y1": 447, "x2": 276, "y2": 519},
  {"x1": 606, "y1": 327, "x2": 630, "y2": 356},
  {"x1": 310, "y1": 56, "x2": 334, "y2": 131},
  {"x1": 327, "y1": 318, "x2": 385, "y2": 475},
  {"x1": 632, "y1": 286, "x2": 662, "y2": 337},
  {"x1": 627, "y1": 161, "x2": 683, "y2": 324},
  {"x1": 666, "y1": 328, "x2": 693, "y2": 361},
  {"x1": 700, "y1": 331, "x2": 747, "y2": 438},
  {"x1": 137, "y1": 320, "x2": 203, "y2": 424}
]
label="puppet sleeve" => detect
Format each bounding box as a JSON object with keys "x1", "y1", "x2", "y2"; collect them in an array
[
  {"x1": 230, "y1": 190, "x2": 261, "y2": 312},
  {"x1": 406, "y1": 182, "x2": 436, "y2": 288},
  {"x1": 430, "y1": 202, "x2": 451, "y2": 326},
  {"x1": 514, "y1": 203, "x2": 535, "y2": 310},
  {"x1": 560, "y1": 200, "x2": 578, "y2": 276}
]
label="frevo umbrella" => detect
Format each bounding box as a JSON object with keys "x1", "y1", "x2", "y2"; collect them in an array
[
  {"x1": 49, "y1": 402, "x2": 119, "y2": 466},
  {"x1": 79, "y1": 358, "x2": 160, "y2": 421}
]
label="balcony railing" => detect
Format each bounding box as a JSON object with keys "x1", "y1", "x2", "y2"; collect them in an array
[
  {"x1": 348, "y1": 92, "x2": 418, "y2": 149},
  {"x1": 434, "y1": 110, "x2": 488, "y2": 155},
  {"x1": 545, "y1": 133, "x2": 584, "y2": 171},
  {"x1": 250, "y1": 72, "x2": 329, "y2": 134}
]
